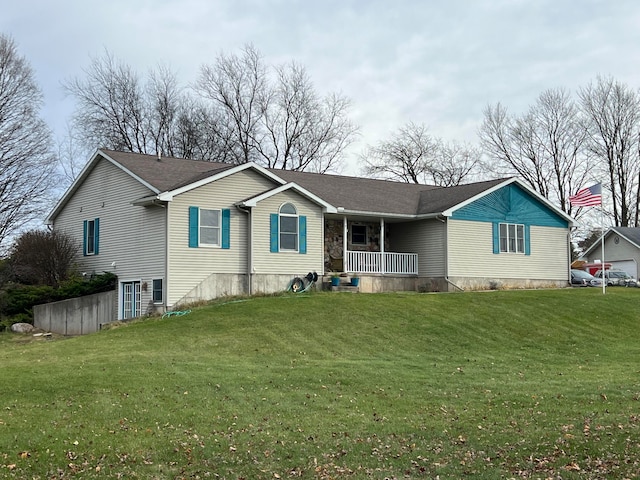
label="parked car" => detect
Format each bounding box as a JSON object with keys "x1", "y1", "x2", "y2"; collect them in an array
[
  {"x1": 570, "y1": 269, "x2": 602, "y2": 287},
  {"x1": 593, "y1": 269, "x2": 637, "y2": 287}
]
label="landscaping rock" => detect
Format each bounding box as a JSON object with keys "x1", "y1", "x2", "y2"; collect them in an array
[{"x1": 10, "y1": 323, "x2": 34, "y2": 334}]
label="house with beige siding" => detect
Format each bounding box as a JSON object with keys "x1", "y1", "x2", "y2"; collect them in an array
[{"x1": 47, "y1": 149, "x2": 574, "y2": 319}]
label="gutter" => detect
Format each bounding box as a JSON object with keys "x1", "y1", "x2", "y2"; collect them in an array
[{"x1": 330, "y1": 209, "x2": 445, "y2": 221}]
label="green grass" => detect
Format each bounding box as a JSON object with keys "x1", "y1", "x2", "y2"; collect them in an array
[{"x1": 1, "y1": 288, "x2": 640, "y2": 478}]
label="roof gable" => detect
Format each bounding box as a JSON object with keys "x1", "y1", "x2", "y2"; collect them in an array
[
  {"x1": 612, "y1": 227, "x2": 640, "y2": 249},
  {"x1": 449, "y1": 180, "x2": 571, "y2": 227},
  {"x1": 582, "y1": 226, "x2": 640, "y2": 256},
  {"x1": 238, "y1": 183, "x2": 337, "y2": 212}
]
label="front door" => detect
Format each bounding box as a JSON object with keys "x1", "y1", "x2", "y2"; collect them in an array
[{"x1": 122, "y1": 281, "x2": 141, "y2": 319}]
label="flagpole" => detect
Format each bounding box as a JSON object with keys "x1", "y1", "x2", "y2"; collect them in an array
[{"x1": 601, "y1": 203, "x2": 606, "y2": 295}]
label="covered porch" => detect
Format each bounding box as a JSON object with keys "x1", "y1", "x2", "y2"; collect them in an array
[{"x1": 324, "y1": 217, "x2": 418, "y2": 275}]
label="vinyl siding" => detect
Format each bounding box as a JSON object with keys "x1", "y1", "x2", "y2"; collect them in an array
[
  {"x1": 53, "y1": 158, "x2": 167, "y2": 314},
  {"x1": 252, "y1": 190, "x2": 324, "y2": 274},
  {"x1": 448, "y1": 219, "x2": 568, "y2": 280},
  {"x1": 167, "y1": 169, "x2": 276, "y2": 306},
  {"x1": 388, "y1": 219, "x2": 446, "y2": 277}
]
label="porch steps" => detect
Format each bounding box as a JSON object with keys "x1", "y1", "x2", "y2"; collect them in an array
[
  {"x1": 325, "y1": 276, "x2": 360, "y2": 293},
  {"x1": 330, "y1": 284, "x2": 359, "y2": 293}
]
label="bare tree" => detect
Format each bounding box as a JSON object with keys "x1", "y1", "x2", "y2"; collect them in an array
[
  {"x1": 579, "y1": 76, "x2": 640, "y2": 227},
  {"x1": 64, "y1": 51, "x2": 217, "y2": 159},
  {"x1": 56, "y1": 123, "x2": 91, "y2": 187},
  {"x1": 360, "y1": 122, "x2": 482, "y2": 186},
  {"x1": 431, "y1": 140, "x2": 484, "y2": 187},
  {"x1": 479, "y1": 88, "x2": 591, "y2": 217},
  {"x1": 259, "y1": 62, "x2": 357, "y2": 172},
  {"x1": 196, "y1": 45, "x2": 358, "y2": 172},
  {"x1": 65, "y1": 51, "x2": 149, "y2": 153},
  {"x1": 10, "y1": 229, "x2": 79, "y2": 287},
  {"x1": 196, "y1": 44, "x2": 268, "y2": 165},
  {"x1": 0, "y1": 34, "x2": 57, "y2": 252}
]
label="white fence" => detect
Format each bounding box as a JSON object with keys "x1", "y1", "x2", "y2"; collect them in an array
[{"x1": 346, "y1": 251, "x2": 418, "y2": 275}]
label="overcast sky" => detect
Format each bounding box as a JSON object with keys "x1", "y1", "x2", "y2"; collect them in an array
[{"x1": 3, "y1": 0, "x2": 640, "y2": 174}]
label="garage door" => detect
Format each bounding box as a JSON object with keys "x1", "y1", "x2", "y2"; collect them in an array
[{"x1": 610, "y1": 259, "x2": 638, "y2": 278}]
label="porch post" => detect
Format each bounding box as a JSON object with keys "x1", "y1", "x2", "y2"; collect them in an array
[
  {"x1": 343, "y1": 216, "x2": 348, "y2": 272},
  {"x1": 380, "y1": 218, "x2": 385, "y2": 274}
]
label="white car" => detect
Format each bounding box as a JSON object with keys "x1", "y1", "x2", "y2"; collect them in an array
[{"x1": 593, "y1": 269, "x2": 637, "y2": 287}]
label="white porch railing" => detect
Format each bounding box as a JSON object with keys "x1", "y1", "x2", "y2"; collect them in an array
[{"x1": 346, "y1": 251, "x2": 418, "y2": 275}]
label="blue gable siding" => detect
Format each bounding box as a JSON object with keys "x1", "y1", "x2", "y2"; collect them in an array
[{"x1": 451, "y1": 184, "x2": 568, "y2": 228}]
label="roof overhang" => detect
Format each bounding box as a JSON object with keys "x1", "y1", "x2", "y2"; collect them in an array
[
  {"x1": 237, "y1": 182, "x2": 337, "y2": 213},
  {"x1": 46, "y1": 148, "x2": 162, "y2": 224},
  {"x1": 325, "y1": 209, "x2": 442, "y2": 221}
]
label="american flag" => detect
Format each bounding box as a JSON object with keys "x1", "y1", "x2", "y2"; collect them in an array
[{"x1": 569, "y1": 183, "x2": 602, "y2": 207}]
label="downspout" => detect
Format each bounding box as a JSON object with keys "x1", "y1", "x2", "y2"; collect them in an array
[
  {"x1": 380, "y1": 218, "x2": 385, "y2": 274},
  {"x1": 236, "y1": 205, "x2": 253, "y2": 295},
  {"x1": 440, "y1": 215, "x2": 464, "y2": 292},
  {"x1": 343, "y1": 216, "x2": 348, "y2": 272},
  {"x1": 164, "y1": 202, "x2": 171, "y2": 311}
]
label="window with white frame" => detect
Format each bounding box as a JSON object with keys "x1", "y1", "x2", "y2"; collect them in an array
[
  {"x1": 83, "y1": 218, "x2": 99, "y2": 256},
  {"x1": 199, "y1": 209, "x2": 221, "y2": 246},
  {"x1": 279, "y1": 203, "x2": 298, "y2": 251},
  {"x1": 499, "y1": 223, "x2": 525, "y2": 253},
  {"x1": 152, "y1": 279, "x2": 163, "y2": 303}
]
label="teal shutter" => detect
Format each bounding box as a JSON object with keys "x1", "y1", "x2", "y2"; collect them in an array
[
  {"x1": 83, "y1": 220, "x2": 88, "y2": 256},
  {"x1": 299, "y1": 215, "x2": 307, "y2": 254},
  {"x1": 188, "y1": 206, "x2": 199, "y2": 248},
  {"x1": 94, "y1": 218, "x2": 100, "y2": 255},
  {"x1": 524, "y1": 224, "x2": 531, "y2": 255},
  {"x1": 221, "y1": 209, "x2": 230, "y2": 249},
  {"x1": 270, "y1": 213, "x2": 279, "y2": 252},
  {"x1": 492, "y1": 222, "x2": 500, "y2": 254}
]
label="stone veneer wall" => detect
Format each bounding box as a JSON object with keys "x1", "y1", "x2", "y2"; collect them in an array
[{"x1": 324, "y1": 219, "x2": 390, "y2": 271}]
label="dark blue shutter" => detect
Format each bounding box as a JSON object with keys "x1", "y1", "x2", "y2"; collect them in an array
[
  {"x1": 83, "y1": 220, "x2": 88, "y2": 256},
  {"x1": 299, "y1": 215, "x2": 307, "y2": 254},
  {"x1": 94, "y1": 218, "x2": 100, "y2": 255},
  {"x1": 524, "y1": 224, "x2": 531, "y2": 255},
  {"x1": 270, "y1": 213, "x2": 279, "y2": 252},
  {"x1": 188, "y1": 206, "x2": 199, "y2": 248},
  {"x1": 221, "y1": 209, "x2": 230, "y2": 249},
  {"x1": 492, "y1": 222, "x2": 500, "y2": 254}
]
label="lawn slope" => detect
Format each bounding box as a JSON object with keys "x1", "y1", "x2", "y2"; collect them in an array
[{"x1": 1, "y1": 289, "x2": 639, "y2": 478}]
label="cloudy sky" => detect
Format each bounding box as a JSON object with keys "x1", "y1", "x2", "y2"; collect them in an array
[{"x1": 3, "y1": 0, "x2": 640, "y2": 174}]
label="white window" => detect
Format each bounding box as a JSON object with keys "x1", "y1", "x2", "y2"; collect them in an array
[
  {"x1": 499, "y1": 223, "x2": 525, "y2": 253},
  {"x1": 200, "y1": 209, "x2": 221, "y2": 246},
  {"x1": 279, "y1": 203, "x2": 298, "y2": 251}
]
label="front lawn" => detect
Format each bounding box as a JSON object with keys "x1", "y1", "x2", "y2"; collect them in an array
[{"x1": 1, "y1": 288, "x2": 639, "y2": 478}]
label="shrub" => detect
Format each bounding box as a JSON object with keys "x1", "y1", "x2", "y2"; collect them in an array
[{"x1": 0, "y1": 272, "x2": 117, "y2": 323}]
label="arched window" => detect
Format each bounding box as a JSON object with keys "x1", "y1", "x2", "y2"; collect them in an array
[{"x1": 279, "y1": 203, "x2": 298, "y2": 251}]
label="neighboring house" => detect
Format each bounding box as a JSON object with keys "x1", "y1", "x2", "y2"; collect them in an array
[
  {"x1": 47, "y1": 149, "x2": 574, "y2": 319},
  {"x1": 581, "y1": 227, "x2": 640, "y2": 279}
]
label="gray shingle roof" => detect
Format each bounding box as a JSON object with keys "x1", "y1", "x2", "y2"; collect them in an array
[
  {"x1": 612, "y1": 227, "x2": 640, "y2": 248},
  {"x1": 101, "y1": 149, "x2": 233, "y2": 193},
  {"x1": 100, "y1": 149, "x2": 508, "y2": 216}
]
